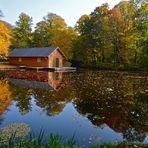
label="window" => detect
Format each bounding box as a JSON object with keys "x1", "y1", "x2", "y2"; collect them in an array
[
  {"x1": 18, "y1": 58, "x2": 22, "y2": 62},
  {"x1": 37, "y1": 58, "x2": 41, "y2": 62}
]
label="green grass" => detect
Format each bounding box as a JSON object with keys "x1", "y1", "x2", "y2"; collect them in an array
[
  {"x1": 0, "y1": 129, "x2": 147, "y2": 148},
  {"x1": 0, "y1": 123, "x2": 148, "y2": 148},
  {"x1": 0, "y1": 129, "x2": 76, "y2": 148}
]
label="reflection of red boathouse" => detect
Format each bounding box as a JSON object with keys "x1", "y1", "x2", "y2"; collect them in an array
[{"x1": 8, "y1": 70, "x2": 63, "y2": 91}]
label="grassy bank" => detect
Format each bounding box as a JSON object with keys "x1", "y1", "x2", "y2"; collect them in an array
[
  {"x1": 76, "y1": 63, "x2": 148, "y2": 72},
  {"x1": 0, "y1": 133, "x2": 147, "y2": 148}
]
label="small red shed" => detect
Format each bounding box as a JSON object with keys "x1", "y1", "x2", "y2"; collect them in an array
[{"x1": 9, "y1": 47, "x2": 66, "y2": 68}]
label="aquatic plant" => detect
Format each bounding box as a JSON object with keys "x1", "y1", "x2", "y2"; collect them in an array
[{"x1": 1, "y1": 123, "x2": 31, "y2": 140}]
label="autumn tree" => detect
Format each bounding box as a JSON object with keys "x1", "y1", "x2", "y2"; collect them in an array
[
  {"x1": 108, "y1": 8, "x2": 127, "y2": 63},
  {"x1": 73, "y1": 4, "x2": 113, "y2": 67},
  {"x1": 73, "y1": 4, "x2": 128, "y2": 66},
  {"x1": 0, "y1": 20, "x2": 12, "y2": 57},
  {"x1": 11, "y1": 13, "x2": 33, "y2": 48},
  {"x1": 73, "y1": 1, "x2": 147, "y2": 68},
  {"x1": 51, "y1": 27, "x2": 76, "y2": 58},
  {"x1": 33, "y1": 13, "x2": 75, "y2": 58}
]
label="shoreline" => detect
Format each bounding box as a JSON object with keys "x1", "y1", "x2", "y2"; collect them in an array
[{"x1": 0, "y1": 62, "x2": 148, "y2": 73}]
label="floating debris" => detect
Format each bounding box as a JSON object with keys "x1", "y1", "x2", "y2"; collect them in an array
[{"x1": 1, "y1": 123, "x2": 31, "y2": 140}]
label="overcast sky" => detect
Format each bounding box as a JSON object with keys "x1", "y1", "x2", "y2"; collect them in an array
[{"x1": 0, "y1": 0, "x2": 121, "y2": 28}]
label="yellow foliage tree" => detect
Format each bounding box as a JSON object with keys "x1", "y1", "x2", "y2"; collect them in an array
[
  {"x1": 0, "y1": 20, "x2": 12, "y2": 56},
  {"x1": 50, "y1": 28, "x2": 76, "y2": 59},
  {"x1": 0, "y1": 79, "x2": 12, "y2": 115}
]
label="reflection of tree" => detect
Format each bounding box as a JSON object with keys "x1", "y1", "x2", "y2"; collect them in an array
[
  {"x1": 70, "y1": 71, "x2": 148, "y2": 142},
  {"x1": 0, "y1": 78, "x2": 12, "y2": 124},
  {"x1": 7, "y1": 70, "x2": 70, "y2": 115},
  {"x1": 123, "y1": 128, "x2": 146, "y2": 142},
  {"x1": 34, "y1": 89, "x2": 67, "y2": 116},
  {"x1": 9, "y1": 72, "x2": 75, "y2": 116},
  {"x1": 10, "y1": 84, "x2": 32, "y2": 115},
  {"x1": 129, "y1": 106, "x2": 148, "y2": 131},
  {"x1": 0, "y1": 78, "x2": 12, "y2": 115},
  {"x1": 34, "y1": 74, "x2": 75, "y2": 116},
  {"x1": 126, "y1": 92, "x2": 148, "y2": 142},
  {"x1": 0, "y1": 71, "x2": 7, "y2": 78}
]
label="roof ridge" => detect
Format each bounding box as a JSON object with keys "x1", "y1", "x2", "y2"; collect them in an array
[
  {"x1": 9, "y1": 46, "x2": 65, "y2": 58},
  {"x1": 13, "y1": 46, "x2": 57, "y2": 50}
]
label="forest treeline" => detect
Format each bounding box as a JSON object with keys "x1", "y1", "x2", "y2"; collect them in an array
[{"x1": 0, "y1": 0, "x2": 148, "y2": 68}]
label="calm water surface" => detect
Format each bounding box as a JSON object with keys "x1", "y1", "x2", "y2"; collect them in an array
[{"x1": 0, "y1": 70, "x2": 147, "y2": 147}]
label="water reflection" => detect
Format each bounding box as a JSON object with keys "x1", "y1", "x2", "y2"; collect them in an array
[
  {"x1": 0, "y1": 79, "x2": 12, "y2": 116},
  {"x1": 71, "y1": 71, "x2": 148, "y2": 142},
  {"x1": 8, "y1": 70, "x2": 63, "y2": 91},
  {"x1": 0, "y1": 70, "x2": 147, "y2": 144}
]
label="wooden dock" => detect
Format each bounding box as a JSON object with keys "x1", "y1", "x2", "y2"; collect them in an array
[
  {"x1": 0, "y1": 63, "x2": 76, "y2": 72},
  {"x1": 54, "y1": 67, "x2": 77, "y2": 72},
  {"x1": 19, "y1": 66, "x2": 76, "y2": 72}
]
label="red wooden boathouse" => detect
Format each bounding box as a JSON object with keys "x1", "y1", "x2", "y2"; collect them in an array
[{"x1": 9, "y1": 47, "x2": 66, "y2": 68}]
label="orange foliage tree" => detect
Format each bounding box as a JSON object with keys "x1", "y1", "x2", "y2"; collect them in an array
[{"x1": 0, "y1": 20, "x2": 12, "y2": 57}]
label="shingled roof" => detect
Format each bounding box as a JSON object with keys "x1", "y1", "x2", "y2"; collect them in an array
[{"x1": 9, "y1": 46, "x2": 66, "y2": 58}]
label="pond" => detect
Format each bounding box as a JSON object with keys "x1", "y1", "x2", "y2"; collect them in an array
[{"x1": 0, "y1": 70, "x2": 147, "y2": 147}]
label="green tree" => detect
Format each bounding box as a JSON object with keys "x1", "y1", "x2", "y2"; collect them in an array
[
  {"x1": 33, "y1": 13, "x2": 67, "y2": 47},
  {"x1": 44, "y1": 13, "x2": 67, "y2": 30},
  {"x1": 115, "y1": 1, "x2": 138, "y2": 64},
  {"x1": 33, "y1": 21, "x2": 51, "y2": 47},
  {"x1": 136, "y1": 2, "x2": 148, "y2": 66},
  {"x1": 11, "y1": 13, "x2": 33, "y2": 48},
  {"x1": 90, "y1": 3, "x2": 111, "y2": 63},
  {"x1": 130, "y1": 0, "x2": 147, "y2": 8},
  {"x1": 33, "y1": 13, "x2": 75, "y2": 58},
  {"x1": 73, "y1": 14, "x2": 94, "y2": 66}
]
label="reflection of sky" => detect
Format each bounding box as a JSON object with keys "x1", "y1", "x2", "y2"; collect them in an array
[
  {"x1": 144, "y1": 136, "x2": 148, "y2": 144},
  {"x1": 0, "y1": 96, "x2": 124, "y2": 147}
]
